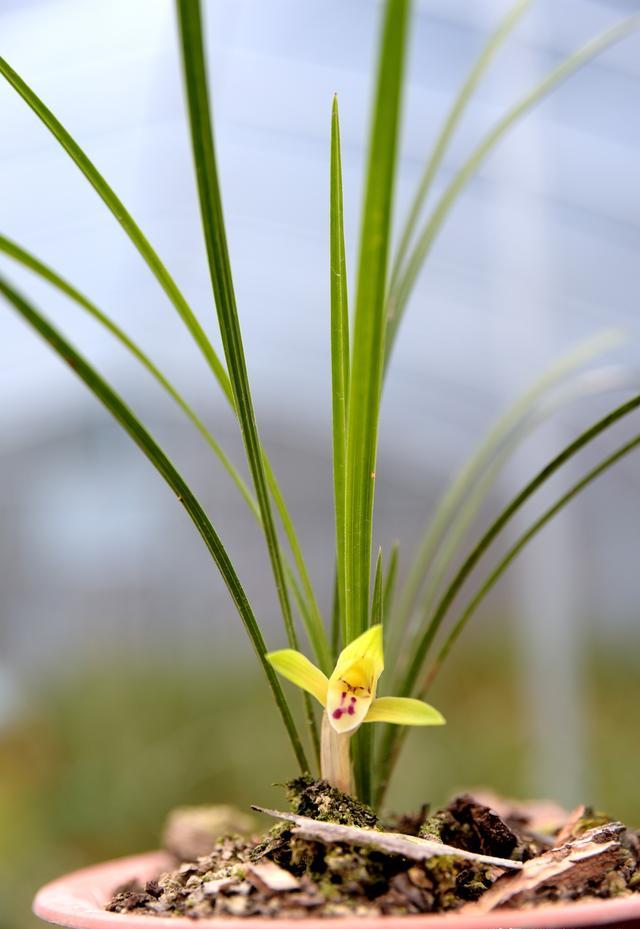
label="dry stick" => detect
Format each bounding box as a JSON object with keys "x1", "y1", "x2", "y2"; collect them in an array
[{"x1": 253, "y1": 807, "x2": 523, "y2": 871}]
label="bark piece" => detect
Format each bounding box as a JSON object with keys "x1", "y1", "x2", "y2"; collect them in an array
[
  {"x1": 421, "y1": 794, "x2": 519, "y2": 859},
  {"x1": 463, "y1": 821, "x2": 629, "y2": 913},
  {"x1": 253, "y1": 806, "x2": 523, "y2": 870}
]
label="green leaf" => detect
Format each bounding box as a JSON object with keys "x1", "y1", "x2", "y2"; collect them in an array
[
  {"x1": 0, "y1": 235, "x2": 330, "y2": 694},
  {"x1": 0, "y1": 234, "x2": 258, "y2": 518},
  {"x1": 394, "y1": 331, "x2": 622, "y2": 637},
  {"x1": 0, "y1": 51, "x2": 331, "y2": 678},
  {"x1": 371, "y1": 548, "x2": 384, "y2": 628},
  {"x1": 264, "y1": 458, "x2": 332, "y2": 675},
  {"x1": 0, "y1": 274, "x2": 309, "y2": 773},
  {"x1": 378, "y1": 429, "x2": 640, "y2": 802},
  {"x1": 330, "y1": 95, "x2": 350, "y2": 650},
  {"x1": 386, "y1": 14, "x2": 640, "y2": 350},
  {"x1": 346, "y1": 0, "x2": 411, "y2": 802},
  {"x1": 425, "y1": 432, "x2": 640, "y2": 693},
  {"x1": 382, "y1": 540, "x2": 400, "y2": 625},
  {"x1": 386, "y1": 0, "x2": 531, "y2": 319},
  {"x1": 176, "y1": 0, "x2": 325, "y2": 758},
  {"x1": 345, "y1": 0, "x2": 410, "y2": 644},
  {"x1": 0, "y1": 56, "x2": 233, "y2": 405},
  {"x1": 330, "y1": 570, "x2": 341, "y2": 660},
  {"x1": 405, "y1": 392, "x2": 640, "y2": 695},
  {"x1": 375, "y1": 391, "x2": 640, "y2": 802}
]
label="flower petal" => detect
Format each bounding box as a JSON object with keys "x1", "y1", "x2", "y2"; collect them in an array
[
  {"x1": 326, "y1": 626, "x2": 385, "y2": 734},
  {"x1": 363, "y1": 696, "x2": 445, "y2": 726},
  {"x1": 266, "y1": 649, "x2": 329, "y2": 706},
  {"x1": 333, "y1": 624, "x2": 384, "y2": 681}
]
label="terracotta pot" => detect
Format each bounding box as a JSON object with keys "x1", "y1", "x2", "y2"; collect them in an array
[{"x1": 34, "y1": 850, "x2": 640, "y2": 929}]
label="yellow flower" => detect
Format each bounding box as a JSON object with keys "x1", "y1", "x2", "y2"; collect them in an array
[{"x1": 267, "y1": 625, "x2": 444, "y2": 735}]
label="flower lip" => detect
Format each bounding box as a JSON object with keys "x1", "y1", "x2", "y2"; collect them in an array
[{"x1": 326, "y1": 637, "x2": 381, "y2": 733}]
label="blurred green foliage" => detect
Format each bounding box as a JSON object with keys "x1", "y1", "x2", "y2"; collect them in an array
[{"x1": 1, "y1": 638, "x2": 638, "y2": 929}]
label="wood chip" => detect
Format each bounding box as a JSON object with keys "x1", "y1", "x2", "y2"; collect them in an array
[
  {"x1": 462, "y1": 821, "x2": 627, "y2": 913},
  {"x1": 252, "y1": 806, "x2": 523, "y2": 871},
  {"x1": 246, "y1": 860, "x2": 301, "y2": 893}
]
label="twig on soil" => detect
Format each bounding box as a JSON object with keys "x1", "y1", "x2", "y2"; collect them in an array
[{"x1": 253, "y1": 806, "x2": 524, "y2": 870}]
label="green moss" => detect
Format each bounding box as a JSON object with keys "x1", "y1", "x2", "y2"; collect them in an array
[{"x1": 285, "y1": 776, "x2": 379, "y2": 829}]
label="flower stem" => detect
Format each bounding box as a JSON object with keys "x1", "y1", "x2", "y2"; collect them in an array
[{"x1": 320, "y1": 711, "x2": 353, "y2": 795}]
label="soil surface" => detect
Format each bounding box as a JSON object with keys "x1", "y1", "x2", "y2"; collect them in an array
[{"x1": 107, "y1": 778, "x2": 640, "y2": 919}]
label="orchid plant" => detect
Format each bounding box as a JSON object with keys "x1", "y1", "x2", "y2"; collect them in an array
[{"x1": 1, "y1": 0, "x2": 639, "y2": 809}]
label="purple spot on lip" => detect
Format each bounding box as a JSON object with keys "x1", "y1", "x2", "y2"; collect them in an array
[
  {"x1": 341, "y1": 692, "x2": 346, "y2": 702},
  {"x1": 332, "y1": 708, "x2": 343, "y2": 720},
  {"x1": 350, "y1": 696, "x2": 356, "y2": 703},
  {"x1": 347, "y1": 705, "x2": 355, "y2": 715}
]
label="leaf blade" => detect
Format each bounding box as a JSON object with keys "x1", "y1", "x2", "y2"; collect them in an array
[
  {"x1": 376, "y1": 391, "x2": 640, "y2": 802},
  {"x1": 0, "y1": 274, "x2": 309, "y2": 772},
  {"x1": 0, "y1": 54, "x2": 330, "y2": 675},
  {"x1": 386, "y1": 14, "x2": 640, "y2": 352},
  {"x1": 176, "y1": 0, "x2": 325, "y2": 757},
  {"x1": 387, "y1": 0, "x2": 531, "y2": 310},
  {"x1": 330, "y1": 95, "x2": 350, "y2": 651},
  {"x1": 345, "y1": 0, "x2": 410, "y2": 644},
  {"x1": 0, "y1": 56, "x2": 233, "y2": 405}
]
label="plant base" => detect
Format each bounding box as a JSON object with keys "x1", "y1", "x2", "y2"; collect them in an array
[{"x1": 34, "y1": 781, "x2": 640, "y2": 927}]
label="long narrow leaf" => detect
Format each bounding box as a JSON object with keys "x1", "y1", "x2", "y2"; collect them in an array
[
  {"x1": 0, "y1": 57, "x2": 233, "y2": 405},
  {"x1": 0, "y1": 235, "x2": 334, "y2": 677},
  {"x1": 377, "y1": 430, "x2": 640, "y2": 803},
  {"x1": 176, "y1": 0, "x2": 324, "y2": 755},
  {"x1": 411, "y1": 362, "x2": 632, "y2": 638},
  {"x1": 0, "y1": 274, "x2": 309, "y2": 772},
  {"x1": 346, "y1": 0, "x2": 410, "y2": 802},
  {"x1": 394, "y1": 331, "x2": 622, "y2": 635},
  {"x1": 382, "y1": 540, "x2": 400, "y2": 623},
  {"x1": 0, "y1": 53, "x2": 330, "y2": 676},
  {"x1": 376, "y1": 392, "x2": 640, "y2": 797},
  {"x1": 330, "y1": 95, "x2": 350, "y2": 649},
  {"x1": 424, "y1": 433, "x2": 640, "y2": 693},
  {"x1": 263, "y1": 459, "x2": 332, "y2": 673},
  {"x1": 177, "y1": 0, "x2": 291, "y2": 648},
  {"x1": 405, "y1": 392, "x2": 640, "y2": 697},
  {"x1": 0, "y1": 234, "x2": 257, "y2": 516},
  {"x1": 387, "y1": 0, "x2": 531, "y2": 306},
  {"x1": 386, "y1": 15, "x2": 640, "y2": 354},
  {"x1": 345, "y1": 0, "x2": 410, "y2": 643}
]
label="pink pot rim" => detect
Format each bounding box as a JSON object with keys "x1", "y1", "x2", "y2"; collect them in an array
[{"x1": 33, "y1": 849, "x2": 640, "y2": 929}]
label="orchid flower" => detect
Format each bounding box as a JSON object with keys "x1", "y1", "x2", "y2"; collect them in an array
[{"x1": 267, "y1": 625, "x2": 444, "y2": 795}]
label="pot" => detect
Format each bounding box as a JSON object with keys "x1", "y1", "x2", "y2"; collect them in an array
[{"x1": 34, "y1": 850, "x2": 640, "y2": 929}]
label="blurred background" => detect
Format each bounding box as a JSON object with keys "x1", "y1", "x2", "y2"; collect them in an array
[{"x1": 1, "y1": 0, "x2": 640, "y2": 926}]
